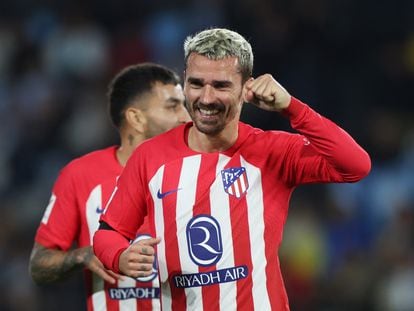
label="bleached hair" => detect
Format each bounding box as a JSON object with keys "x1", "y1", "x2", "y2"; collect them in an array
[{"x1": 184, "y1": 28, "x2": 253, "y2": 82}]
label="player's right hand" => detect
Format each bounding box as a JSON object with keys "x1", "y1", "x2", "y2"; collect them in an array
[
  {"x1": 244, "y1": 74, "x2": 291, "y2": 112},
  {"x1": 87, "y1": 254, "x2": 124, "y2": 284},
  {"x1": 80, "y1": 246, "x2": 124, "y2": 284},
  {"x1": 119, "y1": 237, "x2": 161, "y2": 278}
]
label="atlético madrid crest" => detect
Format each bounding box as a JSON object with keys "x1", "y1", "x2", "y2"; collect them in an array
[{"x1": 221, "y1": 167, "x2": 249, "y2": 198}]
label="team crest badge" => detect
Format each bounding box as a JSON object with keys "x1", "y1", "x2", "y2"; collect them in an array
[{"x1": 221, "y1": 167, "x2": 249, "y2": 198}]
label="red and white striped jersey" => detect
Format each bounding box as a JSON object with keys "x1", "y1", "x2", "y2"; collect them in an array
[
  {"x1": 35, "y1": 146, "x2": 160, "y2": 311},
  {"x1": 101, "y1": 98, "x2": 370, "y2": 310}
]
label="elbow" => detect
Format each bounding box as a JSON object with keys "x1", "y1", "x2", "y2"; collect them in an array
[
  {"x1": 356, "y1": 150, "x2": 372, "y2": 180},
  {"x1": 28, "y1": 262, "x2": 37, "y2": 284},
  {"x1": 345, "y1": 150, "x2": 372, "y2": 182},
  {"x1": 28, "y1": 261, "x2": 47, "y2": 285}
]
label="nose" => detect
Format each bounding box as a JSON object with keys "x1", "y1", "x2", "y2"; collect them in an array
[{"x1": 200, "y1": 85, "x2": 215, "y2": 104}]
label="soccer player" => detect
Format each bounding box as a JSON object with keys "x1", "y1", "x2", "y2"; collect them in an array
[
  {"x1": 29, "y1": 63, "x2": 190, "y2": 310},
  {"x1": 93, "y1": 28, "x2": 371, "y2": 310}
]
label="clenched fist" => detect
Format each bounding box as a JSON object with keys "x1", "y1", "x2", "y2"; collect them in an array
[
  {"x1": 244, "y1": 74, "x2": 291, "y2": 112},
  {"x1": 119, "y1": 237, "x2": 161, "y2": 278}
]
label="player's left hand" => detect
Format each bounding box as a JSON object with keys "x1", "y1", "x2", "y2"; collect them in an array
[{"x1": 244, "y1": 74, "x2": 291, "y2": 112}]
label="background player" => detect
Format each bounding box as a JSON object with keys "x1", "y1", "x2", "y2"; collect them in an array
[{"x1": 29, "y1": 62, "x2": 190, "y2": 310}]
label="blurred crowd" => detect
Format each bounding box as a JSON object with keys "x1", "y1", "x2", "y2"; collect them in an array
[{"x1": 0, "y1": 0, "x2": 413, "y2": 310}]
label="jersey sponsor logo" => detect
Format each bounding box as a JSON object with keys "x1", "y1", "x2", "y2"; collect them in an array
[
  {"x1": 108, "y1": 287, "x2": 160, "y2": 300},
  {"x1": 132, "y1": 234, "x2": 158, "y2": 282},
  {"x1": 173, "y1": 265, "x2": 248, "y2": 288},
  {"x1": 186, "y1": 215, "x2": 223, "y2": 266},
  {"x1": 96, "y1": 205, "x2": 105, "y2": 214},
  {"x1": 221, "y1": 167, "x2": 249, "y2": 198},
  {"x1": 156, "y1": 188, "x2": 181, "y2": 199}
]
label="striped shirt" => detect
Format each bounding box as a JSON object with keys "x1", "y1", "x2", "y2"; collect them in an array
[
  {"x1": 35, "y1": 146, "x2": 160, "y2": 311},
  {"x1": 101, "y1": 98, "x2": 370, "y2": 310}
]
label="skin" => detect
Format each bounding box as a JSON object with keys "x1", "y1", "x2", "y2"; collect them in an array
[
  {"x1": 119, "y1": 238, "x2": 161, "y2": 278},
  {"x1": 118, "y1": 53, "x2": 293, "y2": 278},
  {"x1": 29, "y1": 81, "x2": 189, "y2": 284},
  {"x1": 184, "y1": 53, "x2": 291, "y2": 153},
  {"x1": 141, "y1": 83, "x2": 188, "y2": 139}
]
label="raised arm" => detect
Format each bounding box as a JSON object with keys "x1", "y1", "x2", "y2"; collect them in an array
[{"x1": 244, "y1": 74, "x2": 371, "y2": 184}]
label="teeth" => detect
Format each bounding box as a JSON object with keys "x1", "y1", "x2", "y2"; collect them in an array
[{"x1": 200, "y1": 108, "x2": 219, "y2": 115}]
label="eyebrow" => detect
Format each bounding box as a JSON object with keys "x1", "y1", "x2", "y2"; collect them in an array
[{"x1": 187, "y1": 77, "x2": 233, "y2": 88}]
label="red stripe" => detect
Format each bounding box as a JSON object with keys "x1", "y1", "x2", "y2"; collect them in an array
[
  {"x1": 227, "y1": 165, "x2": 254, "y2": 310},
  {"x1": 230, "y1": 183, "x2": 236, "y2": 196},
  {"x1": 104, "y1": 281, "x2": 120, "y2": 311},
  {"x1": 230, "y1": 196, "x2": 254, "y2": 310},
  {"x1": 236, "y1": 178, "x2": 242, "y2": 197},
  {"x1": 262, "y1": 174, "x2": 291, "y2": 310},
  {"x1": 136, "y1": 280, "x2": 155, "y2": 310},
  {"x1": 193, "y1": 154, "x2": 221, "y2": 309},
  {"x1": 161, "y1": 159, "x2": 186, "y2": 309}
]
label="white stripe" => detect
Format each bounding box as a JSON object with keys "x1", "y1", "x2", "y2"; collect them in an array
[
  {"x1": 150, "y1": 269, "x2": 161, "y2": 310},
  {"x1": 86, "y1": 185, "x2": 102, "y2": 244},
  {"x1": 91, "y1": 289, "x2": 107, "y2": 311},
  {"x1": 234, "y1": 180, "x2": 241, "y2": 198},
  {"x1": 242, "y1": 156, "x2": 270, "y2": 310},
  {"x1": 228, "y1": 186, "x2": 234, "y2": 195},
  {"x1": 118, "y1": 277, "x2": 138, "y2": 310},
  {"x1": 91, "y1": 271, "x2": 106, "y2": 311},
  {"x1": 160, "y1": 282, "x2": 172, "y2": 311},
  {"x1": 210, "y1": 154, "x2": 237, "y2": 309},
  {"x1": 86, "y1": 186, "x2": 107, "y2": 310},
  {"x1": 41, "y1": 194, "x2": 56, "y2": 224},
  {"x1": 102, "y1": 176, "x2": 120, "y2": 215},
  {"x1": 240, "y1": 173, "x2": 247, "y2": 193},
  {"x1": 177, "y1": 155, "x2": 203, "y2": 310},
  {"x1": 149, "y1": 165, "x2": 171, "y2": 309}
]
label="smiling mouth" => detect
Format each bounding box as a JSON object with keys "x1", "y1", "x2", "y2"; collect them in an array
[
  {"x1": 195, "y1": 102, "x2": 224, "y2": 118},
  {"x1": 199, "y1": 108, "x2": 220, "y2": 116}
]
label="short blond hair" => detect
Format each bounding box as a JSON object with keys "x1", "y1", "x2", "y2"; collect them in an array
[{"x1": 184, "y1": 28, "x2": 253, "y2": 82}]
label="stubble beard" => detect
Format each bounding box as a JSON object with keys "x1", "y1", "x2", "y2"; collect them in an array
[{"x1": 189, "y1": 101, "x2": 227, "y2": 136}]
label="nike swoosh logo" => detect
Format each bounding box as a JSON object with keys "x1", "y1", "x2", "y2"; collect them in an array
[
  {"x1": 96, "y1": 206, "x2": 105, "y2": 214},
  {"x1": 157, "y1": 188, "x2": 181, "y2": 199}
]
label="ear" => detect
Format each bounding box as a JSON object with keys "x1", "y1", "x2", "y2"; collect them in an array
[{"x1": 125, "y1": 107, "x2": 147, "y2": 134}]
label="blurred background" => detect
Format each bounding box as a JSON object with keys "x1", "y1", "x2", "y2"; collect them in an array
[{"x1": 0, "y1": 0, "x2": 413, "y2": 310}]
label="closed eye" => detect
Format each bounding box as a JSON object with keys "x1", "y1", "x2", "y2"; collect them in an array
[
  {"x1": 166, "y1": 98, "x2": 184, "y2": 110},
  {"x1": 187, "y1": 78, "x2": 203, "y2": 88},
  {"x1": 212, "y1": 81, "x2": 232, "y2": 90}
]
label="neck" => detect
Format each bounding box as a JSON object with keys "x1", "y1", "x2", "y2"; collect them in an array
[
  {"x1": 116, "y1": 133, "x2": 145, "y2": 166},
  {"x1": 188, "y1": 124, "x2": 238, "y2": 153}
]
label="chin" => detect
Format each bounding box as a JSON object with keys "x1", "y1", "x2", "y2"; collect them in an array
[{"x1": 195, "y1": 122, "x2": 224, "y2": 136}]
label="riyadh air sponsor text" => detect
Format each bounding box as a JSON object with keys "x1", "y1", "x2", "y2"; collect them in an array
[
  {"x1": 173, "y1": 265, "x2": 248, "y2": 288},
  {"x1": 109, "y1": 287, "x2": 160, "y2": 300}
]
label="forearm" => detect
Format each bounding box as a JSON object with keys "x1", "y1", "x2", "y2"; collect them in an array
[
  {"x1": 29, "y1": 243, "x2": 92, "y2": 284},
  {"x1": 93, "y1": 224, "x2": 130, "y2": 273}
]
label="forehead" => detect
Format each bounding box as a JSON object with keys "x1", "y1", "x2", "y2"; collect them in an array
[
  {"x1": 185, "y1": 53, "x2": 242, "y2": 83},
  {"x1": 133, "y1": 82, "x2": 184, "y2": 109},
  {"x1": 151, "y1": 82, "x2": 184, "y2": 99}
]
